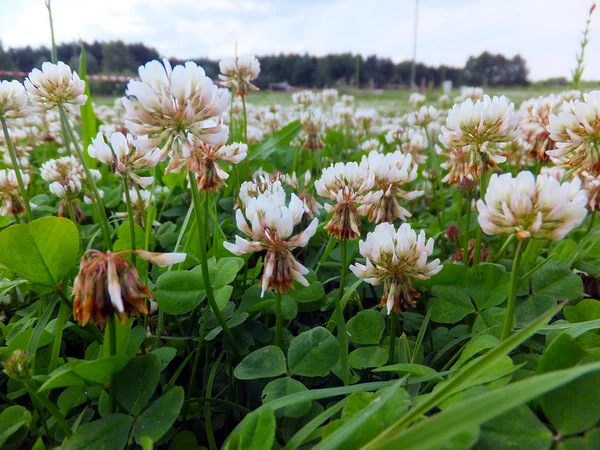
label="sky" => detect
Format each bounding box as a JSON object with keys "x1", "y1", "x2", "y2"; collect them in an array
[{"x1": 0, "y1": 0, "x2": 598, "y2": 81}]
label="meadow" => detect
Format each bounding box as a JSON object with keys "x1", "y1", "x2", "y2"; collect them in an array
[{"x1": 2, "y1": 4, "x2": 600, "y2": 450}]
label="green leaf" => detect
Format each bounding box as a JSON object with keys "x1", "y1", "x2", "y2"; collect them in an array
[
  {"x1": 564, "y1": 299, "x2": 600, "y2": 323},
  {"x1": 430, "y1": 286, "x2": 474, "y2": 324},
  {"x1": 364, "y1": 362, "x2": 600, "y2": 450},
  {"x1": 284, "y1": 280, "x2": 325, "y2": 304},
  {"x1": 0, "y1": 217, "x2": 79, "y2": 286},
  {"x1": 347, "y1": 310, "x2": 385, "y2": 345},
  {"x1": 283, "y1": 401, "x2": 346, "y2": 450},
  {"x1": 239, "y1": 285, "x2": 275, "y2": 313},
  {"x1": 288, "y1": 327, "x2": 339, "y2": 377},
  {"x1": 477, "y1": 405, "x2": 553, "y2": 450},
  {"x1": 349, "y1": 347, "x2": 388, "y2": 369},
  {"x1": 151, "y1": 347, "x2": 177, "y2": 371},
  {"x1": 134, "y1": 386, "x2": 184, "y2": 444},
  {"x1": 466, "y1": 263, "x2": 510, "y2": 309},
  {"x1": 40, "y1": 356, "x2": 128, "y2": 391},
  {"x1": 0, "y1": 406, "x2": 31, "y2": 449},
  {"x1": 473, "y1": 307, "x2": 512, "y2": 339},
  {"x1": 539, "y1": 334, "x2": 600, "y2": 436},
  {"x1": 234, "y1": 345, "x2": 286, "y2": 380},
  {"x1": 413, "y1": 264, "x2": 468, "y2": 289},
  {"x1": 531, "y1": 261, "x2": 583, "y2": 301},
  {"x1": 115, "y1": 354, "x2": 161, "y2": 415},
  {"x1": 361, "y1": 302, "x2": 566, "y2": 448},
  {"x1": 78, "y1": 46, "x2": 98, "y2": 167},
  {"x1": 155, "y1": 270, "x2": 206, "y2": 315},
  {"x1": 238, "y1": 407, "x2": 276, "y2": 450},
  {"x1": 454, "y1": 335, "x2": 499, "y2": 368},
  {"x1": 249, "y1": 120, "x2": 302, "y2": 161},
  {"x1": 373, "y1": 363, "x2": 442, "y2": 381},
  {"x1": 213, "y1": 258, "x2": 243, "y2": 288},
  {"x1": 262, "y1": 377, "x2": 311, "y2": 418},
  {"x1": 64, "y1": 414, "x2": 133, "y2": 450},
  {"x1": 515, "y1": 295, "x2": 557, "y2": 328},
  {"x1": 314, "y1": 380, "x2": 406, "y2": 450}
]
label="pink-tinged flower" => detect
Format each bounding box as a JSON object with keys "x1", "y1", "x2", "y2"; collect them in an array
[
  {"x1": 315, "y1": 162, "x2": 383, "y2": 240},
  {"x1": 224, "y1": 193, "x2": 318, "y2": 296},
  {"x1": 439, "y1": 95, "x2": 519, "y2": 176},
  {"x1": 88, "y1": 132, "x2": 165, "y2": 187},
  {"x1": 219, "y1": 55, "x2": 260, "y2": 97},
  {"x1": 73, "y1": 249, "x2": 186, "y2": 327},
  {"x1": 24, "y1": 62, "x2": 87, "y2": 112},
  {"x1": 547, "y1": 90, "x2": 600, "y2": 174},
  {"x1": 477, "y1": 171, "x2": 588, "y2": 241},
  {"x1": 350, "y1": 222, "x2": 442, "y2": 314},
  {"x1": 123, "y1": 59, "x2": 229, "y2": 156},
  {"x1": 359, "y1": 150, "x2": 423, "y2": 223},
  {"x1": 519, "y1": 94, "x2": 563, "y2": 162},
  {"x1": 184, "y1": 136, "x2": 247, "y2": 191},
  {"x1": 0, "y1": 169, "x2": 29, "y2": 216},
  {"x1": 436, "y1": 144, "x2": 473, "y2": 184},
  {"x1": 0, "y1": 80, "x2": 29, "y2": 119},
  {"x1": 581, "y1": 171, "x2": 600, "y2": 211},
  {"x1": 285, "y1": 171, "x2": 323, "y2": 219}
]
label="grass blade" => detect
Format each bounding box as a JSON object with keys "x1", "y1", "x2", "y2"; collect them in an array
[{"x1": 283, "y1": 400, "x2": 346, "y2": 450}]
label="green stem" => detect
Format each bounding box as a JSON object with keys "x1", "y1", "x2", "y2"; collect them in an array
[
  {"x1": 205, "y1": 353, "x2": 224, "y2": 450},
  {"x1": 45, "y1": 0, "x2": 58, "y2": 63},
  {"x1": 388, "y1": 313, "x2": 398, "y2": 365},
  {"x1": 1, "y1": 117, "x2": 32, "y2": 222},
  {"x1": 274, "y1": 292, "x2": 283, "y2": 347},
  {"x1": 59, "y1": 107, "x2": 112, "y2": 250},
  {"x1": 189, "y1": 171, "x2": 240, "y2": 357},
  {"x1": 587, "y1": 210, "x2": 597, "y2": 235},
  {"x1": 122, "y1": 178, "x2": 137, "y2": 265},
  {"x1": 49, "y1": 301, "x2": 69, "y2": 373},
  {"x1": 473, "y1": 166, "x2": 488, "y2": 265},
  {"x1": 500, "y1": 238, "x2": 524, "y2": 341},
  {"x1": 108, "y1": 317, "x2": 118, "y2": 413},
  {"x1": 241, "y1": 95, "x2": 248, "y2": 144},
  {"x1": 493, "y1": 234, "x2": 516, "y2": 263},
  {"x1": 182, "y1": 304, "x2": 211, "y2": 422},
  {"x1": 462, "y1": 199, "x2": 472, "y2": 265},
  {"x1": 26, "y1": 380, "x2": 72, "y2": 437},
  {"x1": 334, "y1": 239, "x2": 349, "y2": 386}
]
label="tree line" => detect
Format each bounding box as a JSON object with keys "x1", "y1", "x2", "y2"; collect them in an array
[{"x1": 0, "y1": 40, "x2": 530, "y2": 94}]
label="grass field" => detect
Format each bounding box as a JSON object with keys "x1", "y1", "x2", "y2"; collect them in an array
[{"x1": 94, "y1": 83, "x2": 600, "y2": 114}]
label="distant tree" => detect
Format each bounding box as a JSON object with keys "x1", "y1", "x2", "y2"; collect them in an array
[
  {"x1": 101, "y1": 41, "x2": 135, "y2": 73},
  {"x1": 0, "y1": 42, "x2": 17, "y2": 70},
  {"x1": 463, "y1": 52, "x2": 529, "y2": 86}
]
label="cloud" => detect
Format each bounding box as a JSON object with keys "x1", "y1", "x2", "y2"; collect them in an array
[{"x1": 0, "y1": 0, "x2": 598, "y2": 80}]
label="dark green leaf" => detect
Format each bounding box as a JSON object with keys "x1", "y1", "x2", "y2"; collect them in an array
[
  {"x1": 288, "y1": 327, "x2": 339, "y2": 377},
  {"x1": 262, "y1": 377, "x2": 311, "y2": 418},
  {"x1": 430, "y1": 286, "x2": 474, "y2": 324},
  {"x1": 347, "y1": 310, "x2": 385, "y2": 345},
  {"x1": 466, "y1": 263, "x2": 510, "y2": 309},
  {"x1": 64, "y1": 414, "x2": 133, "y2": 450},
  {"x1": 155, "y1": 270, "x2": 205, "y2": 315},
  {"x1": 234, "y1": 345, "x2": 286, "y2": 380},
  {"x1": 114, "y1": 354, "x2": 161, "y2": 415},
  {"x1": 134, "y1": 386, "x2": 184, "y2": 443},
  {"x1": 349, "y1": 346, "x2": 388, "y2": 369}
]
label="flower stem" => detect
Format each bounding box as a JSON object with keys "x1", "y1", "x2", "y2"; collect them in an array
[
  {"x1": 334, "y1": 239, "x2": 349, "y2": 386},
  {"x1": 473, "y1": 167, "x2": 488, "y2": 265},
  {"x1": 108, "y1": 316, "x2": 118, "y2": 413},
  {"x1": 241, "y1": 95, "x2": 248, "y2": 144},
  {"x1": 462, "y1": 199, "x2": 472, "y2": 265},
  {"x1": 59, "y1": 107, "x2": 112, "y2": 250},
  {"x1": 26, "y1": 380, "x2": 72, "y2": 437},
  {"x1": 274, "y1": 291, "x2": 283, "y2": 347},
  {"x1": 122, "y1": 178, "x2": 137, "y2": 265},
  {"x1": 0, "y1": 117, "x2": 32, "y2": 222},
  {"x1": 189, "y1": 171, "x2": 240, "y2": 357},
  {"x1": 500, "y1": 238, "x2": 524, "y2": 341},
  {"x1": 587, "y1": 210, "x2": 597, "y2": 234},
  {"x1": 388, "y1": 312, "x2": 398, "y2": 365},
  {"x1": 493, "y1": 233, "x2": 516, "y2": 263}
]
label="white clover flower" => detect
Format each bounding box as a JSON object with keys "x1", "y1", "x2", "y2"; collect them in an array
[
  {"x1": 350, "y1": 222, "x2": 442, "y2": 314},
  {"x1": 409, "y1": 93, "x2": 426, "y2": 109},
  {"x1": 436, "y1": 144, "x2": 473, "y2": 185},
  {"x1": 439, "y1": 95, "x2": 519, "y2": 175},
  {"x1": 185, "y1": 138, "x2": 247, "y2": 191},
  {"x1": 354, "y1": 108, "x2": 378, "y2": 135},
  {"x1": 438, "y1": 94, "x2": 450, "y2": 108},
  {"x1": 224, "y1": 192, "x2": 318, "y2": 296},
  {"x1": 0, "y1": 80, "x2": 29, "y2": 119},
  {"x1": 88, "y1": 132, "x2": 165, "y2": 187},
  {"x1": 547, "y1": 90, "x2": 600, "y2": 173},
  {"x1": 360, "y1": 138, "x2": 382, "y2": 153},
  {"x1": 398, "y1": 127, "x2": 428, "y2": 165},
  {"x1": 24, "y1": 62, "x2": 87, "y2": 112},
  {"x1": 359, "y1": 150, "x2": 423, "y2": 223},
  {"x1": 239, "y1": 177, "x2": 286, "y2": 207},
  {"x1": 320, "y1": 89, "x2": 339, "y2": 106},
  {"x1": 408, "y1": 105, "x2": 439, "y2": 129},
  {"x1": 300, "y1": 109, "x2": 325, "y2": 150},
  {"x1": 219, "y1": 55, "x2": 260, "y2": 96},
  {"x1": 315, "y1": 162, "x2": 383, "y2": 239},
  {"x1": 519, "y1": 94, "x2": 563, "y2": 162},
  {"x1": 340, "y1": 94, "x2": 354, "y2": 107},
  {"x1": 292, "y1": 90, "x2": 317, "y2": 109},
  {"x1": 285, "y1": 170, "x2": 323, "y2": 219},
  {"x1": 454, "y1": 86, "x2": 484, "y2": 104},
  {"x1": 49, "y1": 179, "x2": 82, "y2": 200},
  {"x1": 123, "y1": 58, "x2": 230, "y2": 155},
  {"x1": 582, "y1": 171, "x2": 600, "y2": 211},
  {"x1": 0, "y1": 169, "x2": 30, "y2": 216},
  {"x1": 333, "y1": 104, "x2": 354, "y2": 128},
  {"x1": 477, "y1": 171, "x2": 588, "y2": 241}
]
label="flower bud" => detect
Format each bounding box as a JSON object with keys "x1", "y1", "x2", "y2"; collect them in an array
[
  {"x1": 3, "y1": 350, "x2": 32, "y2": 382},
  {"x1": 445, "y1": 225, "x2": 460, "y2": 241},
  {"x1": 457, "y1": 176, "x2": 479, "y2": 199}
]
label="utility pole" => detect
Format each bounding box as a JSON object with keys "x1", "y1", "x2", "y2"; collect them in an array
[{"x1": 409, "y1": 0, "x2": 419, "y2": 90}]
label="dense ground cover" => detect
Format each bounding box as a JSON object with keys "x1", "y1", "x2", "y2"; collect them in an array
[{"x1": 1, "y1": 50, "x2": 600, "y2": 450}]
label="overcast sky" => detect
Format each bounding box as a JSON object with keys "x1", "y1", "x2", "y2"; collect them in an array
[{"x1": 0, "y1": 0, "x2": 598, "y2": 81}]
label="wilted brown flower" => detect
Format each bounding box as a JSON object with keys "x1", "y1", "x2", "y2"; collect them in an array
[
  {"x1": 73, "y1": 249, "x2": 186, "y2": 328},
  {"x1": 452, "y1": 239, "x2": 488, "y2": 266}
]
